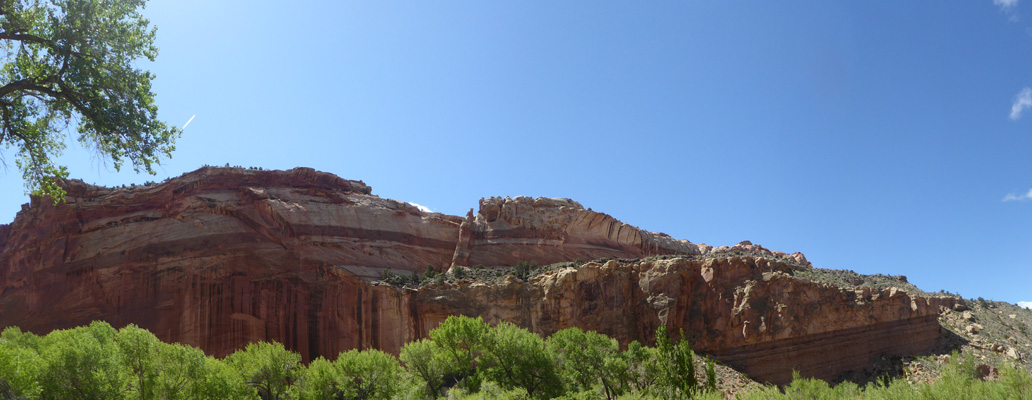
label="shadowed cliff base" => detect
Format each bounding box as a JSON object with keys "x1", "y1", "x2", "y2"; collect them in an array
[
  {"x1": 0, "y1": 167, "x2": 974, "y2": 385},
  {"x1": 829, "y1": 326, "x2": 968, "y2": 387}
]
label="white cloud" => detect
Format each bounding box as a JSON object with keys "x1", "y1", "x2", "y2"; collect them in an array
[
  {"x1": 1003, "y1": 188, "x2": 1032, "y2": 201},
  {"x1": 1019, "y1": 301, "x2": 1032, "y2": 309},
  {"x1": 407, "y1": 202, "x2": 432, "y2": 213},
  {"x1": 996, "y1": 0, "x2": 1019, "y2": 10},
  {"x1": 1011, "y1": 88, "x2": 1032, "y2": 120}
]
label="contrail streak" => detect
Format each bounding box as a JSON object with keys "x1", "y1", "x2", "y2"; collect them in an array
[{"x1": 182, "y1": 114, "x2": 196, "y2": 129}]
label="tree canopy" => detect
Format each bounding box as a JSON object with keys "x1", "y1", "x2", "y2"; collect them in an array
[
  {"x1": 0, "y1": 0, "x2": 179, "y2": 200},
  {"x1": 2, "y1": 318, "x2": 1030, "y2": 399}
]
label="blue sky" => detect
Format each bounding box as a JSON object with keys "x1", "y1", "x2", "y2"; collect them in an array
[{"x1": 2, "y1": 1, "x2": 1032, "y2": 305}]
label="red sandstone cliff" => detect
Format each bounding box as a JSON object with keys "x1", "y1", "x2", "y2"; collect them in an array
[
  {"x1": 0, "y1": 167, "x2": 953, "y2": 384},
  {"x1": 411, "y1": 256, "x2": 954, "y2": 384}
]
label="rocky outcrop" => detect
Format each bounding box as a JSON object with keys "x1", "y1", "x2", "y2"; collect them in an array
[
  {"x1": 0, "y1": 167, "x2": 708, "y2": 283},
  {"x1": 0, "y1": 167, "x2": 950, "y2": 384},
  {"x1": 451, "y1": 197, "x2": 701, "y2": 268},
  {"x1": 407, "y1": 257, "x2": 954, "y2": 384}
]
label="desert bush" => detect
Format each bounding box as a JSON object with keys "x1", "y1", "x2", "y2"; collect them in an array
[
  {"x1": 704, "y1": 357, "x2": 717, "y2": 392},
  {"x1": 380, "y1": 268, "x2": 409, "y2": 286},
  {"x1": 446, "y1": 380, "x2": 531, "y2": 399},
  {"x1": 512, "y1": 262, "x2": 534, "y2": 281},
  {"x1": 653, "y1": 325, "x2": 697, "y2": 398}
]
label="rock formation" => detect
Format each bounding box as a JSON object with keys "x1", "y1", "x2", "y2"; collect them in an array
[
  {"x1": 412, "y1": 256, "x2": 954, "y2": 384},
  {"x1": 0, "y1": 167, "x2": 954, "y2": 384},
  {"x1": 450, "y1": 196, "x2": 700, "y2": 268}
]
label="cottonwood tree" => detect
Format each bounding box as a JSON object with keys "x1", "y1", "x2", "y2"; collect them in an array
[
  {"x1": 225, "y1": 341, "x2": 300, "y2": 400},
  {"x1": 38, "y1": 321, "x2": 130, "y2": 399},
  {"x1": 429, "y1": 315, "x2": 491, "y2": 392},
  {"x1": 0, "y1": 328, "x2": 43, "y2": 399},
  {"x1": 0, "y1": 0, "x2": 179, "y2": 200},
  {"x1": 481, "y1": 321, "x2": 562, "y2": 399},
  {"x1": 292, "y1": 349, "x2": 402, "y2": 400},
  {"x1": 548, "y1": 327, "x2": 628, "y2": 399},
  {"x1": 399, "y1": 338, "x2": 449, "y2": 399}
]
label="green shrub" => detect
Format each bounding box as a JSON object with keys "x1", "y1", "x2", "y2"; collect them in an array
[
  {"x1": 446, "y1": 380, "x2": 531, "y2": 399},
  {"x1": 158, "y1": 343, "x2": 250, "y2": 400},
  {"x1": 429, "y1": 315, "x2": 492, "y2": 392},
  {"x1": 513, "y1": 262, "x2": 533, "y2": 281},
  {"x1": 548, "y1": 327, "x2": 627, "y2": 399},
  {"x1": 704, "y1": 357, "x2": 717, "y2": 392},
  {"x1": 293, "y1": 349, "x2": 401, "y2": 400},
  {"x1": 653, "y1": 325, "x2": 696, "y2": 398},
  {"x1": 400, "y1": 338, "x2": 451, "y2": 399},
  {"x1": 380, "y1": 268, "x2": 409, "y2": 286},
  {"x1": 116, "y1": 324, "x2": 163, "y2": 399},
  {"x1": 481, "y1": 322, "x2": 562, "y2": 399},
  {"x1": 225, "y1": 341, "x2": 301, "y2": 400},
  {"x1": 0, "y1": 341, "x2": 42, "y2": 399},
  {"x1": 38, "y1": 321, "x2": 129, "y2": 399},
  {"x1": 623, "y1": 341, "x2": 661, "y2": 393},
  {"x1": 3, "y1": 320, "x2": 1031, "y2": 400}
]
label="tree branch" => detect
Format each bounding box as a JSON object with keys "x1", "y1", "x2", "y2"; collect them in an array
[
  {"x1": 0, "y1": 30, "x2": 89, "y2": 58},
  {"x1": 0, "y1": 100, "x2": 11, "y2": 145},
  {"x1": 0, "y1": 78, "x2": 46, "y2": 98},
  {"x1": 0, "y1": 67, "x2": 65, "y2": 99},
  {"x1": 1, "y1": 100, "x2": 51, "y2": 185},
  {"x1": 0, "y1": 30, "x2": 50, "y2": 47}
]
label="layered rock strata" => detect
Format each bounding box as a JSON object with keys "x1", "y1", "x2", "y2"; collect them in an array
[
  {"x1": 0, "y1": 167, "x2": 951, "y2": 384},
  {"x1": 450, "y1": 197, "x2": 701, "y2": 268},
  {"x1": 410, "y1": 257, "x2": 953, "y2": 384}
]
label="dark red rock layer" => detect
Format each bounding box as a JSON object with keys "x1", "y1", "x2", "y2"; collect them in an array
[{"x1": 711, "y1": 315, "x2": 943, "y2": 384}]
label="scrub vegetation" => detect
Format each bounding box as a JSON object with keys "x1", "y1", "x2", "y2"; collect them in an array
[{"x1": 1, "y1": 317, "x2": 1030, "y2": 399}]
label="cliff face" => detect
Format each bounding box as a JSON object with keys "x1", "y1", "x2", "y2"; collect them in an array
[
  {"x1": 0, "y1": 167, "x2": 953, "y2": 384},
  {"x1": 450, "y1": 196, "x2": 701, "y2": 268},
  {"x1": 407, "y1": 257, "x2": 953, "y2": 384}
]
